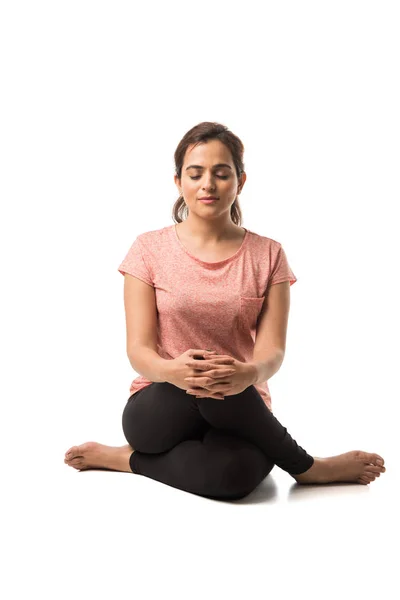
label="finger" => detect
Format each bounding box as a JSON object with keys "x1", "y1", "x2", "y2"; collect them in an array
[
  {"x1": 190, "y1": 349, "x2": 218, "y2": 359},
  {"x1": 185, "y1": 370, "x2": 234, "y2": 384},
  {"x1": 186, "y1": 376, "x2": 234, "y2": 391},
  {"x1": 186, "y1": 359, "x2": 234, "y2": 370},
  {"x1": 200, "y1": 369, "x2": 235, "y2": 381},
  {"x1": 204, "y1": 376, "x2": 232, "y2": 386},
  {"x1": 198, "y1": 381, "x2": 232, "y2": 394},
  {"x1": 188, "y1": 388, "x2": 212, "y2": 398},
  {"x1": 193, "y1": 351, "x2": 233, "y2": 361},
  {"x1": 190, "y1": 382, "x2": 221, "y2": 392},
  {"x1": 205, "y1": 384, "x2": 231, "y2": 394},
  {"x1": 196, "y1": 392, "x2": 225, "y2": 400},
  {"x1": 204, "y1": 354, "x2": 234, "y2": 363},
  {"x1": 209, "y1": 368, "x2": 236, "y2": 378}
]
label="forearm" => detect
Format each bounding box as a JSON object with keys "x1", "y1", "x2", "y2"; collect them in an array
[
  {"x1": 248, "y1": 350, "x2": 285, "y2": 385},
  {"x1": 128, "y1": 346, "x2": 172, "y2": 383}
]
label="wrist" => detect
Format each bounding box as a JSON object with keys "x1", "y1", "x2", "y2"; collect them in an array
[{"x1": 160, "y1": 358, "x2": 174, "y2": 384}]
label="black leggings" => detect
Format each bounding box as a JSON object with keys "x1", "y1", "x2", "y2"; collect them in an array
[{"x1": 122, "y1": 382, "x2": 314, "y2": 501}]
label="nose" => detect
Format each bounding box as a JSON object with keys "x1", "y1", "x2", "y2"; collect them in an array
[{"x1": 202, "y1": 176, "x2": 216, "y2": 191}]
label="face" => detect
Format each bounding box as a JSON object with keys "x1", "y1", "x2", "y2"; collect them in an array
[{"x1": 174, "y1": 139, "x2": 246, "y2": 218}]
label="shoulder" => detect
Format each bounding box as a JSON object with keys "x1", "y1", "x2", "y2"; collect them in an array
[
  {"x1": 135, "y1": 225, "x2": 172, "y2": 245},
  {"x1": 245, "y1": 229, "x2": 282, "y2": 254}
]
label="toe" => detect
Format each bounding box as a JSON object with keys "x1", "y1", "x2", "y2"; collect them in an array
[
  {"x1": 359, "y1": 452, "x2": 385, "y2": 468},
  {"x1": 68, "y1": 458, "x2": 84, "y2": 470},
  {"x1": 65, "y1": 445, "x2": 81, "y2": 460},
  {"x1": 365, "y1": 464, "x2": 383, "y2": 474},
  {"x1": 68, "y1": 456, "x2": 82, "y2": 467},
  {"x1": 358, "y1": 476, "x2": 371, "y2": 485},
  {"x1": 365, "y1": 470, "x2": 380, "y2": 477},
  {"x1": 372, "y1": 454, "x2": 385, "y2": 466}
]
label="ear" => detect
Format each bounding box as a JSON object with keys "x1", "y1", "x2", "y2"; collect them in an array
[
  {"x1": 237, "y1": 171, "x2": 246, "y2": 194},
  {"x1": 174, "y1": 174, "x2": 183, "y2": 194}
]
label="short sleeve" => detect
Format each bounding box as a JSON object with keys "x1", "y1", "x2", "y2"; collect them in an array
[
  {"x1": 117, "y1": 236, "x2": 153, "y2": 287},
  {"x1": 269, "y1": 243, "x2": 297, "y2": 286}
]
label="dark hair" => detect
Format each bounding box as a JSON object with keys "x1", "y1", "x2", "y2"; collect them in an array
[{"x1": 172, "y1": 121, "x2": 245, "y2": 225}]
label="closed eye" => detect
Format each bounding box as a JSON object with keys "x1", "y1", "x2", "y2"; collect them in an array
[{"x1": 190, "y1": 175, "x2": 229, "y2": 180}]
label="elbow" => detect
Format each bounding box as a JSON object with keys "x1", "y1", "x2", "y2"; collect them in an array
[{"x1": 253, "y1": 347, "x2": 285, "y2": 363}]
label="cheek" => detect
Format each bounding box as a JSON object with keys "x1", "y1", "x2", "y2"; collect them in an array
[
  {"x1": 183, "y1": 179, "x2": 197, "y2": 190},
  {"x1": 184, "y1": 184, "x2": 198, "y2": 197},
  {"x1": 225, "y1": 182, "x2": 239, "y2": 197}
]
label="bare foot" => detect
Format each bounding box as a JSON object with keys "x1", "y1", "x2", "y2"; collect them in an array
[
  {"x1": 291, "y1": 450, "x2": 386, "y2": 485},
  {"x1": 64, "y1": 442, "x2": 134, "y2": 473}
]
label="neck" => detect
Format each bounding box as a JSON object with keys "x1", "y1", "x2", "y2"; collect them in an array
[{"x1": 179, "y1": 214, "x2": 239, "y2": 244}]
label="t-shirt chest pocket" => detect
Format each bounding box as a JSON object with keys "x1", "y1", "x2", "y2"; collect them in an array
[{"x1": 239, "y1": 296, "x2": 265, "y2": 332}]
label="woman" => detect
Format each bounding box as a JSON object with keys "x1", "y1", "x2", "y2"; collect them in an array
[{"x1": 64, "y1": 121, "x2": 386, "y2": 500}]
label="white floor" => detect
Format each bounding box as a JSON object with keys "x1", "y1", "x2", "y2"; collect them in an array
[{"x1": 5, "y1": 418, "x2": 397, "y2": 600}]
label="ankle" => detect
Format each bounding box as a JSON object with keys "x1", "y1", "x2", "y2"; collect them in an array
[{"x1": 292, "y1": 457, "x2": 331, "y2": 483}]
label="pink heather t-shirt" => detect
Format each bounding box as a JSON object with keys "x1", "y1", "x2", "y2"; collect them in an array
[{"x1": 118, "y1": 224, "x2": 297, "y2": 411}]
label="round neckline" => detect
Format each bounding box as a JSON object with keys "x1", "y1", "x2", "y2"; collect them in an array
[{"x1": 173, "y1": 224, "x2": 249, "y2": 266}]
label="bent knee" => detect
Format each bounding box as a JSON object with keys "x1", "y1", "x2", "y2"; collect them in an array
[{"x1": 216, "y1": 451, "x2": 268, "y2": 499}]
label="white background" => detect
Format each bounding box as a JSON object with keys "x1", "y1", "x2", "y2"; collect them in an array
[{"x1": 1, "y1": 1, "x2": 399, "y2": 599}]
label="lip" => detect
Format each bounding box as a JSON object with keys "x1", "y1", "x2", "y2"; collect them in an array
[{"x1": 199, "y1": 197, "x2": 218, "y2": 201}]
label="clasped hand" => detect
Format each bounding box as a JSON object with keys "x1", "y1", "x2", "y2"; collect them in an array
[{"x1": 184, "y1": 351, "x2": 256, "y2": 399}]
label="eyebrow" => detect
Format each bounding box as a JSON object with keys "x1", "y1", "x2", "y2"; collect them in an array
[{"x1": 185, "y1": 163, "x2": 232, "y2": 171}]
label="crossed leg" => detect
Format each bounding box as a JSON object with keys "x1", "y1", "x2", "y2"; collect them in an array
[{"x1": 64, "y1": 382, "x2": 386, "y2": 494}]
